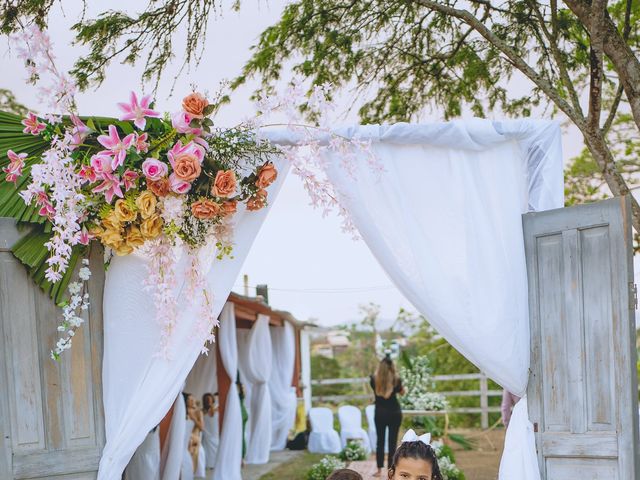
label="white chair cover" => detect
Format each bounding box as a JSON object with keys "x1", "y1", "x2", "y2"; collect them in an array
[
  {"x1": 202, "y1": 412, "x2": 219, "y2": 469},
  {"x1": 365, "y1": 405, "x2": 387, "y2": 454},
  {"x1": 308, "y1": 407, "x2": 342, "y2": 454},
  {"x1": 98, "y1": 158, "x2": 288, "y2": 479},
  {"x1": 181, "y1": 418, "x2": 194, "y2": 480},
  {"x1": 270, "y1": 322, "x2": 297, "y2": 451},
  {"x1": 212, "y1": 303, "x2": 243, "y2": 480},
  {"x1": 124, "y1": 428, "x2": 160, "y2": 480},
  {"x1": 160, "y1": 393, "x2": 186, "y2": 480},
  {"x1": 338, "y1": 406, "x2": 371, "y2": 453},
  {"x1": 242, "y1": 314, "x2": 273, "y2": 464}
]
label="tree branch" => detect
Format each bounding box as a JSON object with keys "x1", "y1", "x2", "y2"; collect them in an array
[{"x1": 587, "y1": 0, "x2": 605, "y2": 133}]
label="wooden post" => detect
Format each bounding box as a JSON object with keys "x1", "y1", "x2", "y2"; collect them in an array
[
  {"x1": 215, "y1": 328, "x2": 231, "y2": 431},
  {"x1": 292, "y1": 328, "x2": 302, "y2": 395},
  {"x1": 479, "y1": 374, "x2": 489, "y2": 429}
]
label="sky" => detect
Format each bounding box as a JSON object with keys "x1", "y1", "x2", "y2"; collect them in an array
[{"x1": 0, "y1": 1, "x2": 590, "y2": 327}]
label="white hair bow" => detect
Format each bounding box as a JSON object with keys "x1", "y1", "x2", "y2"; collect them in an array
[{"x1": 401, "y1": 429, "x2": 431, "y2": 445}]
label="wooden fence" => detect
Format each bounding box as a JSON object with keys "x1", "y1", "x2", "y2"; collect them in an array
[{"x1": 310, "y1": 373, "x2": 502, "y2": 429}]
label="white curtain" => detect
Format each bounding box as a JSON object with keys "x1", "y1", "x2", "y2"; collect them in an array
[
  {"x1": 98, "y1": 158, "x2": 289, "y2": 480},
  {"x1": 160, "y1": 393, "x2": 185, "y2": 480},
  {"x1": 269, "y1": 322, "x2": 297, "y2": 451},
  {"x1": 236, "y1": 329, "x2": 253, "y2": 447},
  {"x1": 212, "y1": 303, "x2": 243, "y2": 480},
  {"x1": 271, "y1": 119, "x2": 563, "y2": 480},
  {"x1": 241, "y1": 314, "x2": 273, "y2": 464},
  {"x1": 185, "y1": 345, "x2": 218, "y2": 400}
]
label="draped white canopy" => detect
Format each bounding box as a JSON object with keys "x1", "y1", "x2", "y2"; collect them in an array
[{"x1": 99, "y1": 119, "x2": 562, "y2": 480}]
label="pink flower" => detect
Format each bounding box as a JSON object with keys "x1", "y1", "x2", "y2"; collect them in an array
[
  {"x1": 21, "y1": 112, "x2": 46, "y2": 135},
  {"x1": 77, "y1": 228, "x2": 90, "y2": 246},
  {"x1": 135, "y1": 133, "x2": 149, "y2": 153},
  {"x1": 169, "y1": 173, "x2": 191, "y2": 194},
  {"x1": 92, "y1": 173, "x2": 124, "y2": 203},
  {"x1": 122, "y1": 169, "x2": 139, "y2": 191},
  {"x1": 171, "y1": 111, "x2": 202, "y2": 135},
  {"x1": 142, "y1": 158, "x2": 168, "y2": 181},
  {"x1": 38, "y1": 200, "x2": 55, "y2": 219},
  {"x1": 90, "y1": 153, "x2": 114, "y2": 176},
  {"x1": 3, "y1": 150, "x2": 27, "y2": 183},
  {"x1": 97, "y1": 125, "x2": 135, "y2": 170},
  {"x1": 117, "y1": 92, "x2": 160, "y2": 130},
  {"x1": 35, "y1": 191, "x2": 49, "y2": 206},
  {"x1": 70, "y1": 114, "x2": 90, "y2": 146},
  {"x1": 78, "y1": 164, "x2": 98, "y2": 183},
  {"x1": 167, "y1": 140, "x2": 205, "y2": 168}
]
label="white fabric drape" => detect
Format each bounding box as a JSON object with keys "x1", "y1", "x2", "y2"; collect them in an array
[
  {"x1": 236, "y1": 329, "x2": 253, "y2": 447},
  {"x1": 160, "y1": 394, "x2": 186, "y2": 480},
  {"x1": 185, "y1": 345, "x2": 218, "y2": 400},
  {"x1": 272, "y1": 119, "x2": 563, "y2": 480},
  {"x1": 241, "y1": 314, "x2": 273, "y2": 464},
  {"x1": 269, "y1": 322, "x2": 297, "y2": 451},
  {"x1": 124, "y1": 428, "x2": 160, "y2": 480},
  {"x1": 212, "y1": 303, "x2": 243, "y2": 480},
  {"x1": 98, "y1": 158, "x2": 289, "y2": 480}
]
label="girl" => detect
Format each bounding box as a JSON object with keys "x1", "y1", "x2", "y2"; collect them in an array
[
  {"x1": 201, "y1": 392, "x2": 219, "y2": 469},
  {"x1": 370, "y1": 353, "x2": 405, "y2": 476},
  {"x1": 387, "y1": 430, "x2": 443, "y2": 480}
]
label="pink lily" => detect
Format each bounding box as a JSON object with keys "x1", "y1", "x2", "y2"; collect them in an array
[
  {"x1": 35, "y1": 191, "x2": 50, "y2": 206},
  {"x1": 70, "y1": 114, "x2": 90, "y2": 146},
  {"x1": 21, "y1": 112, "x2": 46, "y2": 135},
  {"x1": 167, "y1": 140, "x2": 205, "y2": 168},
  {"x1": 97, "y1": 125, "x2": 135, "y2": 170},
  {"x1": 78, "y1": 164, "x2": 98, "y2": 183},
  {"x1": 38, "y1": 200, "x2": 55, "y2": 219},
  {"x1": 117, "y1": 92, "x2": 160, "y2": 130},
  {"x1": 122, "y1": 169, "x2": 139, "y2": 191},
  {"x1": 92, "y1": 173, "x2": 124, "y2": 203},
  {"x1": 3, "y1": 150, "x2": 27, "y2": 183},
  {"x1": 77, "y1": 228, "x2": 90, "y2": 246},
  {"x1": 169, "y1": 173, "x2": 191, "y2": 194},
  {"x1": 135, "y1": 133, "x2": 149, "y2": 153}
]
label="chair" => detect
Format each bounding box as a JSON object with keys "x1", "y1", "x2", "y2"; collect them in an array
[
  {"x1": 338, "y1": 405, "x2": 371, "y2": 453},
  {"x1": 308, "y1": 407, "x2": 342, "y2": 454},
  {"x1": 365, "y1": 405, "x2": 388, "y2": 454}
]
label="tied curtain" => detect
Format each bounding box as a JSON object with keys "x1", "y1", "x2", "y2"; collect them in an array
[
  {"x1": 269, "y1": 118, "x2": 563, "y2": 480},
  {"x1": 241, "y1": 314, "x2": 273, "y2": 464},
  {"x1": 98, "y1": 158, "x2": 289, "y2": 480},
  {"x1": 213, "y1": 303, "x2": 243, "y2": 480},
  {"x1": 269, "y1": 322, "x2": 297, "y2": 451}
]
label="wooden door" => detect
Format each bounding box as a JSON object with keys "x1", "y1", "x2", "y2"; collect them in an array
[
  {"x1": 524, "y1": 197, "x2": 640, "y2": 479},
  {"x1": 0, "y1": 219, "x2": 105, "y2": 479}
]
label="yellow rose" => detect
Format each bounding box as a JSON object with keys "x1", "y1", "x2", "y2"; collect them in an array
[
  {"x1": 102, "y1": 211, "x2": 121, "y2": 231},
  {"x1": 140, "y1": 214, "x2": 163, "y2": 239},
  {"x1": 135, "y1": 191, "x2": 157, "y2": 219},
  {"x1": 100, "y1": 229, "x2": 123, "y2": 249},
  {"x1": 114, "y1": 199, "x2": 137, "y2": 223},
  {"x1": 88, "y1": 224, "x2": 104, "y2": 238},
  {"x1": 125, "y1": 225, "x2": 145, "y2": 248},
  {"x1": 114, "y1": 242, "x2": 134, "y2": 256}
]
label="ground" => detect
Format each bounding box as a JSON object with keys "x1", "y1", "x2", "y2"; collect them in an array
[{"x1": 253, "y1": 429, "x2": 505, "y2": 480}]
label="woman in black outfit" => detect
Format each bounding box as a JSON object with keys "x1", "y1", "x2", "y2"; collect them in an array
[{"x1": 370, "y1": 353, "x2": 404, "y2": 477}]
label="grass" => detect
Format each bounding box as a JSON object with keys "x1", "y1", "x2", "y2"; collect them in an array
[{"x1": 259, "y1": 452, "x2": 326, "y2": 480}]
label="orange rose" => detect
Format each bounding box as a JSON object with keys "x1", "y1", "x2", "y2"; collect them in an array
[
  {"x1": 221, "y1": 200, "x2": 238, "y2": 216},
  {"x1": 246, "y1": 189, "x2": 268, "y2": 211},
  {"x1": 212, "y1": 170, "x2": 237, "y2": 198},
  {"x1": 182, "y1": 92, "x2": 209, "y2": 119},
  {"x1": 256, "y1": 162, "x2": 277, "y2": 188},
  {"x1": 191, "y1": 199, "x2": 221, "y2": 220},
  {"x1": 147, "y1": 178, "x2": 170, "y2": 197},
  {"x1": 173, "y1": 153, "x2": 201, "y2": 182}
]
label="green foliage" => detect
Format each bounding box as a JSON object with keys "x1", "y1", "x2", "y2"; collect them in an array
[
  {"x1": 0, "y1": 89, "x2": 28, "y2": 116},
  {"x1": 338, "y1": 440, "x2": 368, "y2": 462},
  {"x1": 306, "y1": 456, "x2": 345, "y2": 480}
]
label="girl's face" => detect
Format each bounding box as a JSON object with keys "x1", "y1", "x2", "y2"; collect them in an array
[
  {"x1": 390, "y1": 457, "x2": 433, "y2": 480},
  {"x1": 187, "y1": 396, "x2": 196, "y2": 408}
]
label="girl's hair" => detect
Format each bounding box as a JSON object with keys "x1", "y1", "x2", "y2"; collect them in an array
[
  {"x1": 374, "y1": 355, "x2": 397, "y2": 399},
  {"x1": 388, "y1": 441, "x2": 443, "y2": 480},
  {"x1": 202, "y1": 393, "x2": 214, "y2": 412},
  {"x1": 326, "y1": 469, "x2": 363, "y2": 480}
]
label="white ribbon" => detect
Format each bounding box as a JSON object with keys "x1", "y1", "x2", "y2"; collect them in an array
[{"x1": 401, "y1": 429, "x2": 431, "y2": 446}]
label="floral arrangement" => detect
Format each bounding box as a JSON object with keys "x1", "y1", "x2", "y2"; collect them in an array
[
  {"x1": 306, "y1": 456, "x2": 346, "y2": 480},
  {"x1": 338, "y1": 440, "x2": 368, "y2": 462},
  {"x1": 3, "y1": 89, "x2": 280, "y2": 358},
  {"x1": 400, "y1": 356, "x2": 448, "y2": 411}
]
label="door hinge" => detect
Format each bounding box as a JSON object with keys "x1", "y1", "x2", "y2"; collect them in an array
[
  {"x1": 630, "y1": 283, "x2": 638, "y2": 311},
  {"x1": 533, "y1": 422, "x2": 538, "y2": 433}
]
